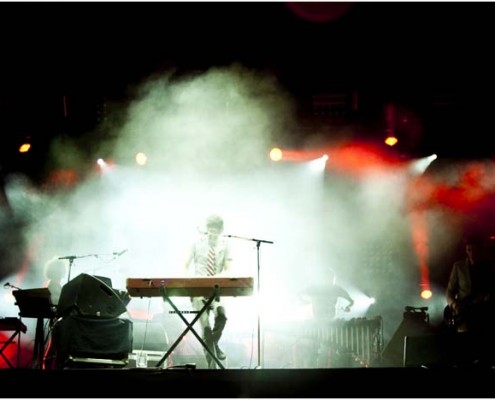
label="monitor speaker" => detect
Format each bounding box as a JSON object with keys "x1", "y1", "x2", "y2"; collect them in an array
[
  {"x1": 403, "y1": 334, "x2": 454, "y2": 367},
  {"x1": 381, "y1": 311, "x2": 432, "y2": 366},
  {"x1": 404, "y1": 333, "x2": 492, "y2": 367},
  {"x1": 57, "y1": 273, "x2": 128, "y2": 319}
]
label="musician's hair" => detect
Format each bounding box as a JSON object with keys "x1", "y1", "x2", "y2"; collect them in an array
[
  {"x1": 206, "y1": 214, "x2": 224, "y2": 232},
  {"x1": 44, "y1": 256, "x2": 66, "y2": 280}
]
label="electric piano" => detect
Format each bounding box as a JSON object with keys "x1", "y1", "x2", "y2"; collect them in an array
[
  {"x1": 126, "y1": 276, "x2": 254, "y2": 369},
  {"x1": 0, "y1": 317, "x2": 27, "y2": 333},
  {"x1": 126, "y1": 276, "x2": 254, "y2": 298}
]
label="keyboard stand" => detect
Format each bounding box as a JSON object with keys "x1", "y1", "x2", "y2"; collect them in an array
[
  {"x1": 155, "y1": 284, "x2": 225, "y2": 369},
  {"x1": 0, "y1": 318, "x2": 27, "y2": 368}
]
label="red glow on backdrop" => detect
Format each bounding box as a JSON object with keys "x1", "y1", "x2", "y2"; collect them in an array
[
  {"x1": 0, "y1": 332, "x2": 33, "y2": 369},
  {"x1": 0, "y1": 332, "x2": 17, "y2": 368},
  {"x1": 409, "y1": 210, "x2": 430, "y2": 288},
  {"x1": 286, "y1": 2, "x2": 352, "y2": 23},
  {"x1": 127, "y1": 308, "x2": 154, "y2": 321},
  {"x1": 273, "y1": 148, "x2": 327, "y2": 163},
  {"x1": 326, "y1": 143, "x2": 403, "y2": 177},
  {"x1": 45, "y1": 169, "x2": 79, "y2": 188},
  {"x1": 406, "y1": 162, "x2": 494, "y2": 214}
]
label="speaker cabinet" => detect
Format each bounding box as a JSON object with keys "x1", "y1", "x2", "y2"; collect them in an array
[
  {"x1": 405, "y1": 332, "x2": 495, "y2": 367},
  {"x1": 52, "y1": 315, "x2": 133, "y2": 368},
  {"x1": 381, "y1": 310, "x2": 432, "y2": 367},
  {"x1": 403, "y1": 334, "x2": 456, "y2": 367},
  {"x1": 57, "y1": 273, "x2": 127, "y2": 319}
]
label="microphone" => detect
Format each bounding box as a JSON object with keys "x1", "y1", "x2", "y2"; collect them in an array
[
  {"x1": 196, "y1": 227, "x2": 207, "y2": 235},
  {"x1": 113, "y1": 249, "x2": 128, "y2": 257},
  {"x1": 3, "y1": 282, "x2": 21, "y2": 290},
  {"x1": 197, "y1": 227, "x2": 224, "y2": 237},
  {"x1": 58, "y1": 256, "x2": 76, "y2": 260}
]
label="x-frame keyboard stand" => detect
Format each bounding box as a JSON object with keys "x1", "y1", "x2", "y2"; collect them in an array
[
  {"x1": 155, "y1": 284, "x2": 225, "y2": 369},
  {"x1": 0, "y1": 318, "x2": 26, "y2": 368},
  {"x1": 0, "y1": 330, "x2": 19, "y2": 368}
]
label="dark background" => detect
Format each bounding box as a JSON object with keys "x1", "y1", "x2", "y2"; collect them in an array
[{"x1": 1, "y1": 2, "x2": 495, "y2": 181}]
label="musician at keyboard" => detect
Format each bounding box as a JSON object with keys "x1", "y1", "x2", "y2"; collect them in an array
[
  {"x1": 183, "y1": 214, "x2": 232, "y2": 369},
  {"x1": 43, "y1": 256, "x2": 68, "y2": 306},
  {"x1": 41, "y1": 256, "x2": 68, "y2": 369}
]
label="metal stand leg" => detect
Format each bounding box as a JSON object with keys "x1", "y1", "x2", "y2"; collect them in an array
[
  {"x1": 32, "y1": 318, "x2": 45, "y2": 369},
  {"x1": 155, "y1": 285, "x2": 225, "y2": 369}
]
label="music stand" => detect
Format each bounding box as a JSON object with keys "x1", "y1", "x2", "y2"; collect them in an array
[
  {"x1": 13, "y1": 289, "x2": 55, "y2": 369},
  {"x1": 13, "y1": 289, "x2": 54, "y2": 319}
]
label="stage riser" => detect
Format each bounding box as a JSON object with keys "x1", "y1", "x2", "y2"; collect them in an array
[{"x1": 1, "y1": 368, "x2": 495, "y2": 398}]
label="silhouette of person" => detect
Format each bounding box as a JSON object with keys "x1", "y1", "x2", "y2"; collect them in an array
[
  {"x1": 41, "y1": 256, "x2": 67, "y2": 369},
  {"x1": 445, "y1": 233, "x2": 495, "y2": 365},
  {"x1": 43, "y1": 257, "x2": 68, "y2": 307},
  {"x1": 301, "y1": 267, "x2": 354, "y2": 322},
  {"x1": 298, "y1": 267, "x2": 354, "y2": 367}
]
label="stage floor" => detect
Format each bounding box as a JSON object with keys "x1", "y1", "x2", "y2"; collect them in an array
[{"x1": 1, "y1": 366, "x2": 495, "y2": 397}]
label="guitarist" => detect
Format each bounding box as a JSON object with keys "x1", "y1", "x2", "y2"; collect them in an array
[{"x1": 446, "y1": 234, "x2": 495, "y2": 335}]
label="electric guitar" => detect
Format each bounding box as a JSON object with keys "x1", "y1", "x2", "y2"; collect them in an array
[
  {"x1": 443, "y1": 295, "x2": 493, "y2": 331},
  {"x1": 443, "y1": 304, "x2": 458, "y2": 330}
]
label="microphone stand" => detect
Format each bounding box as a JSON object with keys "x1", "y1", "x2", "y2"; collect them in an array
[
  {"x1": 58, "y1": 254, "x2": 97, "y2": 283},
  {"x1": 224, "y1": 234, "x2": 274, "y2": 368}
]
